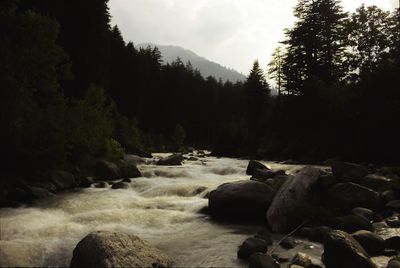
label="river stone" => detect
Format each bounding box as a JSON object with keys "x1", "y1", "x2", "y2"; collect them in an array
[
  {"x1": 387, "y1": 259, "x2": 400, "y2": 268},
  {"x1": 323, "y1": 230, "x2": 376, "y2": 268},
  {"x1": 280, "y1": 236, "x2": 297, "y2": 249},
  {"x1": 249, "y1": 253, "x2": 280, "y2": 268},
  {"x1": 237, "y1": 237, "x2": 269, "y2": 259},
  {"x1": 157, "y1": 154, "x2": 183, "y2": 166},
  {"x1": 331, "y1": 162, "x2": 369, "y2": 181},
  {"x1": 29, "y1": 186, "x2": 55, "y2": 199},
  {"x1": 70, "y1": 231, "x2": 173, "y2": 267},
  {"x1": 209, "y1": 180, "x2": 275, "y2": 220},
  {"x1": 266, "y1": 167, "x2": 321, "y2": 233},
  {"x1": 123, "y1": 154, "x2": 147, "y2": 165},
  {"x1": 93, "y1": 181, "x2": 108, "y2": 188},
  {"x1": 291, "y1": 252, "x2": 312, "y2": 266},
  {"x1": 308, "y1": 226, "x2": 332, "y2": 243},
  {"x1": 361, "y1": 174, "x2": 393, "y2": 192},
  {"x1": 352, "y1": 207, "x2": 376, "y2": 222},
  {"x1": 49, "y1": 170, "x2": 76, "y2": 191},
  {"x1": 246, "y1": 160, "x2": 270, "y2": 175},
  {"x1": 94, "y1": 160, "x2": 121, "y2": 180},
  {"x1": 351, "y1": 230, "x2": 385, "y2": 256},
  {"x1": 337, "y1": 215, "x2": 373, "y2": 233},
  {"x1": 80, "y1": 177, "x2": 94, "y2": 188},
  {"x1": 327, "y1": 182, "x2": 380, "y2": 211},
  {"x1": 381, "y1": 190, "x2": 396, "y2": 203},
  {"x1": 120, "y1": 164, "x2": 141, "y2": 179},
  {"x1": 111, "y1": 182, "x2": 129, "y2": 189}
]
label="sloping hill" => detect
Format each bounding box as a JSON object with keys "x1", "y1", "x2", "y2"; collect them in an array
[{"x1": 139, "y1": 43, "x2": 246, "y2": 82}]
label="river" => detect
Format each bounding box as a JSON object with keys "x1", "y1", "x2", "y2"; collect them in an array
[{"x1": 0, "y1": 154, "x2": 396, "y2": 267}]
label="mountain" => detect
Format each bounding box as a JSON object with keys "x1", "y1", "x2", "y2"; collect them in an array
[{"x1": 139, "y1": 43, "x2": 246, "y2": 82}]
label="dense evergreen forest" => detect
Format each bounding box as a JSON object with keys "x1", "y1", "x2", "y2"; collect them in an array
[{"x1": 1, "y1": 0, "x2": 399, "y2": 180}]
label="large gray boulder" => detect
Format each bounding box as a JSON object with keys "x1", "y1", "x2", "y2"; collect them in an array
[
  {"x1": 208, "y1": 180, "x2": 275, "y2": 220},
  {"x1": 266, "y1": 167, "x2": 321, "y2": 233},
  {"x1": 157, "y1": 154, "x2": 183, "y2": 166},
  {"x1": 327, "y1": 182, "x2": 380, "y2": 211},
  {"x1": 49, "y1": 170, "x2": 76, "y2": 191},
  {"x1": 323, "y1": 230, "x2": 376, "y2": 268},
  {"x1": 120, "y1": 163, "x2": 142, "y2": 179},
  {"x1": 246, "y1": 160, "x2": 270, "y2": 175},
  {"x1": 94, "y1": 160, "x2": 121, "y2": 180},
  {"x1": 70, "y1": 231, "x2": 173, "y2": 268},
  {"x1": 331, "y1": 162, "x2": 369, "y2": 181}
]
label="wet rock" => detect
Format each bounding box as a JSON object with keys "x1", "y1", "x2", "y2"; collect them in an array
[
  {"x1": 316, "y1": 174, "x2": 337, "y2": 190},
  {"x1": 327, "y1": 182, "x2": 380, "y2": 211},
  {"x1": 323, "y1": 230, "x2": 376, "y2": 268},
  {"x1": 121, "y1": 178, "x2": 131, "y2": 183},
  {"x1": 246, "y1": 160, "x2": 270, "y2": 175},
  {"x1": 351, "y1": 230, "x2": 385, "y2": 256},
  {"x1": 249, "y1": 253, "x2": 280, "y2": 268},
  {"x1": 267, "y1": 167, "x2": 321, "y2": 233},
  {"x1": 280, "y1": 237, "x2": 297, "y2": 249},
  {"x1": 157, "y1": 154, "x2": 183, "y2": 166},
  {"x1": 120, "y1": 164, "x2": 141, "y2": 179},
  {"x1": 307, "y1": 226, "x2": 333, "y2": 243},
  {"x1": 49, "y1": 170, "x2": 76, "y2": 191},
  {"x1": 361, "y1": 174, "x2": 393, "y2": 192},
  {"x1": 382, "y1": 190, "x2": 396, "y2": 203},
  {"x1": 70, "y1": 231, "x2": 173, "y2": 267},
  {"x1": 272, "y1": 253, "x2": 290, "y2": 263},
  {"x1": 254, "y1": 230, "x2": 273, "y2": 245},
  {"x1": 331, "y1": 162, "x2": 369, "y2": 181},
  {"x1": 93, "y1": 181, "x2": 108, "y2": 188},
  {"x1": 291, "y1": 252, "x2": 312, "y2": 266},
  {"x1": 385, "y1": 236, "x2": 400, "y2": 251},
  {"x1": 111, "y1": 182, "x2": 129, "y2": 189},
  {"x1": 352, "y1": 207, "x2": 377, "y2": 222},
  {"x1": 337, "y1": 215, "x2": 374, "y2": 233},
  {"x1": 94, "y1": 160, "x2": 121, "y2": 180},
  {"x1": 209, "y1": 180, "x2": 275, "y2": 221},
  {"x1": 386, "y1": 200, "x2": 400, "y2": 211},
  {"x1": 237, "y1": 237, "x2": 269, "y2": 259},
  {"x1": 123, "y1": 154, "x2": 147, "y2": 165}
]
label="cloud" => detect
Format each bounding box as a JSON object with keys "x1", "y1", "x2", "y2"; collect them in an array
[{"x1": 109, "y1": 0, "x2": 398, "y2": 75}]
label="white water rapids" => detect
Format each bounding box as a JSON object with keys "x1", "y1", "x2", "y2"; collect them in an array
[{"x1": 0, "y1": 154, "x2": 396, "y2": 267}]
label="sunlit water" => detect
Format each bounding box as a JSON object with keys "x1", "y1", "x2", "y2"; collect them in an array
[{"x1": 0, "y1": 155, "x2": 396, "y2": 267}]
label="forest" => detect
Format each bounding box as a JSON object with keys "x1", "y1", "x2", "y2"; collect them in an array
[{"x1": 1, "y1": 0, "x2": 399, "y2": 181}]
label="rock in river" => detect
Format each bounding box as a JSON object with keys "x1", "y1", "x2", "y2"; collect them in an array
[
  {"x1": 157, "y1": 154, "x2": 184, "y2": 166},
  {"x1": 246, "y1": 160, "x2": 270, "y2": 175},
  {"x1": 208, "y1": 180, "x2": 275, "y2": 221},
  {"x1": 266, "y1": 167, "x2": 321, "y2": 233},
  {"x1": 70, "y1": 231, "x2": 173, "y2": 267}
]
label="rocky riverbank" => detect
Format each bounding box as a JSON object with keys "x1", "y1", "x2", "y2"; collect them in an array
[{"x1": 208, "y1": 160, "x2": 400, "y2": 268}]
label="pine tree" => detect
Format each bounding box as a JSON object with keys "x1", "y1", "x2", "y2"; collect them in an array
[{"x1": 268, "y1": 46, "x2": 284, "y2": 96}]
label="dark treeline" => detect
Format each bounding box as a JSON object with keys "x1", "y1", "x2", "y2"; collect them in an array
[{"x1": 1, "y1": 0, "x2": 399, "y2": 179}]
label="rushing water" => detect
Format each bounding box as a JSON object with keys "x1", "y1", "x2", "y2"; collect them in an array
[{"x1": 0, "y1": 154, "x2": 396, "y2": 267}]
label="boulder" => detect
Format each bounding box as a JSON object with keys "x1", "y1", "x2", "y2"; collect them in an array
[
  {"x1": 327, "y1": 182, "x2": 380, "y2": 211},
  {"x1": 337, "y1": 215, "x2": 374, "y2": 233},
  {"x1": 247, "y1": 160, "x2": 270, "y2": 175},
  {"x1": 386, "y1": 200, "x2": 400, "y2": 211},
  {"x1": 70, "y1": 231, "x2": 173, "y2": 267},
  {"x1": 351, "y1": 230, "x2": 385, "y2": 256},
  {"x1": 29, "y1": 186, "x2": 55, "y2": 199},
  {"x1": 249, "y1": 253, "x2": 280, "y2": 268},
  {"x1": 352, "y1": 207, "x2": 377, "y2": 222},
  {"x1": 323, "y1": 230, "x2": 376, "y2": 268},
  {"x1": 80, "y1": 177, "x2": 94, "y2": 188},
  {"x1": 361, "y1": 174, "x2": 392, "y2": 192},
  {"x1": 385, "y1": 236, "x2": 400, "y2": 251},
  {"x1": 386, "y1": 216, "x2": 400, "y2": 228},
  {"x1": 308, "y1": 226, "x2": 332, "y2": 243},
  {"x1": 272, "y1": 253, "x2": 290, "y2": 263},
  {"x1": 267, "y1": 167, "x2": 321, "y2": 233},
  {"x1": 237, "y1": 237, "x2": 269, "y2": 259},
  {"x1": 387, "y1": 259, "x2": 400, "y2": 268},
  {"x1": 157, "y1": 154, "x2": 183, "y2": 166},
  {"x1": 254, "y1": 230, "x2": 273, "y2": 246},
  {"x1": 94, "y1": 160, "x2": 121, "y2": 180},
  {"x1": 331, "y1": 162, "x2": 369, "y2": 181},
  {"x1": 120, "y1": 163, "x2": 141, "y2": 179},
  {"x1": 373, "y1": 221, "x2": 389, "y2": 229},
  {"x1": 49, "y1": 170, "x2": 76, "y2": 191},
  {"x1": 209, "y1": 180, "x2": 275, "y2": 220},
  {"x1": 123, "y1": 154, "x2": 147, "y2": 165},
  {"x1": 93, "y1": 181, "x2": 108, "y2": 188},
  {"x1": 111, "y1": 182, "x2": 129, "y2": 189}
]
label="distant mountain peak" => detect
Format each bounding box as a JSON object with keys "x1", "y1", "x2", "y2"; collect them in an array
[{"x1": 138, "y1": 43, "x2": 246, "y2": 82}]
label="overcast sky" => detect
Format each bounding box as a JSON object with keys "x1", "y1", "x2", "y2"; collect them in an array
[{"x1": 109, "y1": 0, "x2": 398, "y2": 76}]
